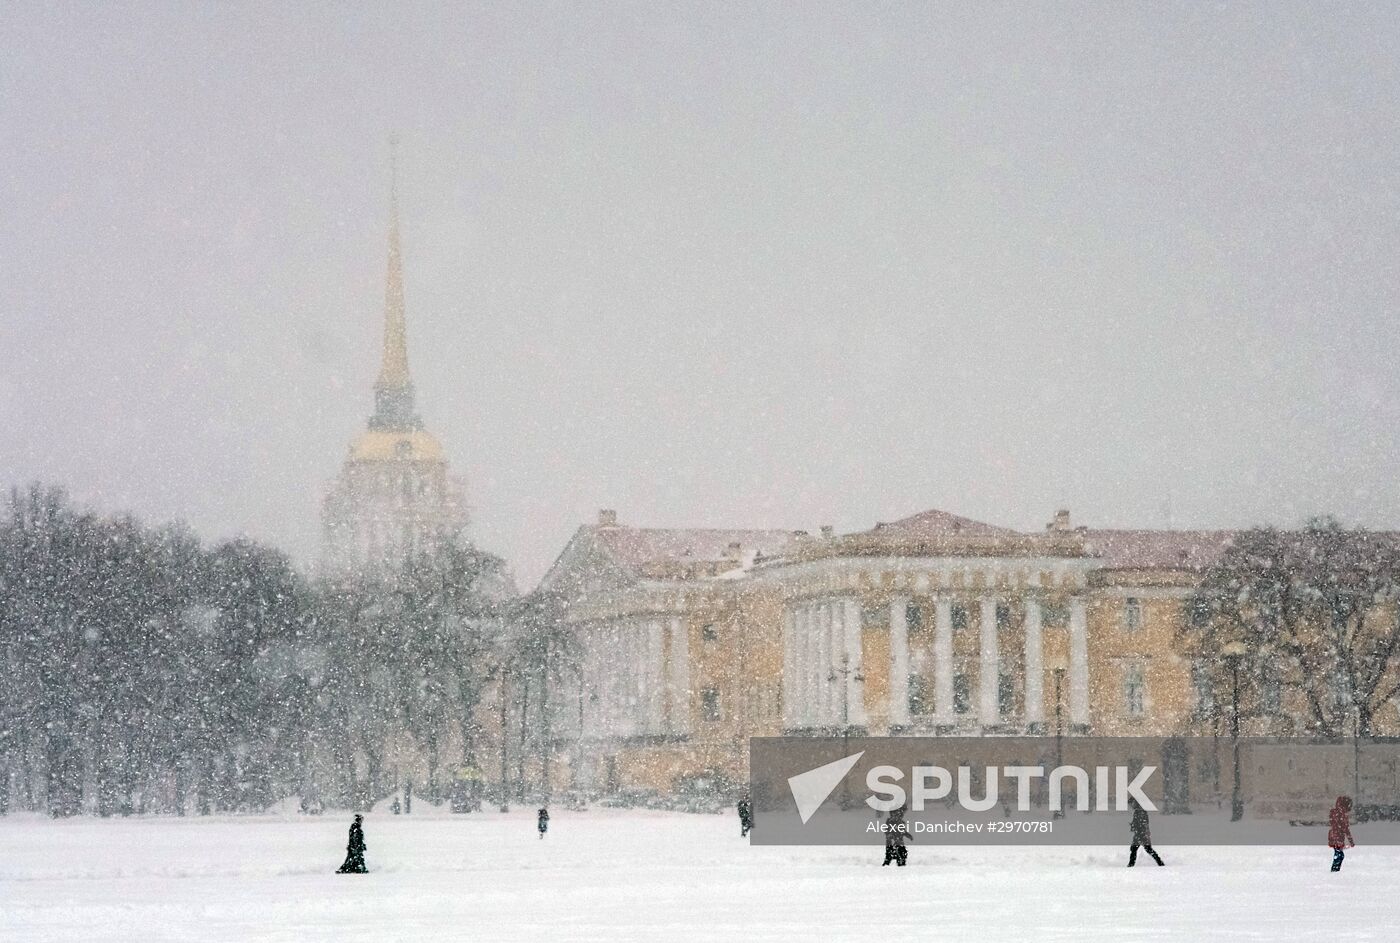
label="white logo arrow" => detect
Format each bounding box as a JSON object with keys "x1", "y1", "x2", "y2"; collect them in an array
[{"x1": 787, "y1": 751, "x2": 865, "y2": 824}]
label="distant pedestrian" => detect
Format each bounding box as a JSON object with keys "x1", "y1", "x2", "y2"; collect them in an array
[
  {"x1": 391, "y1": 797, "x2": 401, "y2": 815},
  {"x1": 882, "y1": 805, "x2": 910, "y2": 867},
  {"x1": 537, "y1": 807, "x2": 550, "y2": 839},
  {"x1": 336, "y1": 814, "x2": 368, "y2": 874},
  {"x1": 1329, "y1": 796, "x2": 1354, "y2": 871},
  {"x1": 1127, "y1": 797, "x2": 1164, "y2": 867},
  {"x1": 737, "y1": 796, "x2": 754, "y2": 837}
]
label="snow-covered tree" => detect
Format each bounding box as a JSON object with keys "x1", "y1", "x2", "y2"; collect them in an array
[{"x1": 1185, "y1": 519, "x2": 1400, "y2": 738}]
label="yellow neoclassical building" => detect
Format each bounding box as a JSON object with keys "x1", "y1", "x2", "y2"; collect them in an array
[{"x1": 537, "y1": 507, "x2": 1397, "y2": 796}]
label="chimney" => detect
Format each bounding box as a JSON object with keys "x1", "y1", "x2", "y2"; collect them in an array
[
  {"x1": 597, "y1": 509, "x2": 618, "y2": 528},
  {"x1": 820, "y1": 524, "x2": 835, "y2": 539},
  {"x1": 1048, "y1": 509, "x2": 1071, "y2": 533}
]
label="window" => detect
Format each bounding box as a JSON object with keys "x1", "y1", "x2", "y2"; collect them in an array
[
  {"x1": 998, "y1": 673, "x2": 1016, "y2": 717},
  {"x1": 1124, "y1": 598, "x2": 1142, "y2": 632},
  {"x1": 702, "y1": 623, "x2": 718, "y2": 642},
  {"x1": 1192, "y1": 661, "x2": 1215, "y2": 718},
  {"x1": 996, "y1": 602, "x2": 1012, "y2": 630},
  {"x1": 951, "y1": 604, "x2": 969, "y2": 632},
  {"x1": 1187, "y1": 597, "x2": 1212, "y2": 629},
  {"x1": 1260, "y1": 665, "x2": 1282, "y2": 714},
  {"x1": 701, "y1": 688, "x2": 721, "y2": 721},
  {"x1": 953, "y1": 673, "x2": 971, "y2": 714},
  {"x1": 906, "y1": 603, "x2": 924, "y2": 634},
  {"x1": 907, "y1": 674, "x2": 933, "y2": 717},
  {"x1": 1124, "y1": 663, "x2": 1146, "y2": 718},
  {"x1": 862, "y1": 605, "x2": 887, "y2": 629},
  {"x1": 1330, "y1": 673, "x2": 1350, "y2": 709},
  {"x1": 1042, "y1": 603, "x2": 1069, "y2": 627}
]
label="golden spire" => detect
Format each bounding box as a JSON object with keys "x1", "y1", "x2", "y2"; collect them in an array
[{"x1": 376, "y1": 140, "x2": 411, "y2": 391}]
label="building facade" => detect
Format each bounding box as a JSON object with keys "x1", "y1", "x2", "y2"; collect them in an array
[
  {"x1": 321, "y1": 187, "x2": 467, "y2": 576},
  {"x1": 537, "y1": 508, "x2": 1400, "y2": 797}
]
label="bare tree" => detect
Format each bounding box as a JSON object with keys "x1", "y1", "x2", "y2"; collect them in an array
[{"x1": 1184, "y1": 519, "x2": 1400, "y2": 738}]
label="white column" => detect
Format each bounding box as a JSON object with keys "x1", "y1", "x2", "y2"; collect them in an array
[
  {"x1": 934, "y1": 596, "x2": 954, "y2": 719},
  {"x1": 1069, "y1": 596, "x2": 1089, "y2": 727},
  {"x1": 800, "y1": 601, "x2": 812, "y2": 727},
  {"x1": 1023, "y1": 597, "x2": 1044, "y2": 727},
  {"x1": 782, "y1": 607, "x2": 796, "y2": 730},
  {"x1": 578, "y1": 623, "x2": 595, "y2": 738},
  {"x1": 842, "y1": 597, "x2": 866, "y2": 727},
  {"x1": 817, "y1": 601, "x2": 832, "y2": 726},
  {"x1": 828, "y1": 598, "x2": 840, "y2": 721},
  {"x1": 666, "y1": 617, "x2": 690, "y2": 735},
  {"x1": 604, "y1": 624, "x2": 621, "y2": 733},
  {"x1": 889, "y1": 596, "x2": 911, "y2": 727},
  {"x1": 803, "y1": 604, "x2": 818, "y2": 727},
  {"x1": 628, "y1": 620, "x2": 645, "y2": 739},
  {"x1": 979, "y1": 596, "x2": 1000, "y2": 726},
  {"x1": 646, "y1": 619, "x2": 665, "y2": 734}
]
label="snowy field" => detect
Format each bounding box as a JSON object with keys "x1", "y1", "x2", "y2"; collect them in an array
[{"x1": 2, "y1": 810, "x2": 1396, "y2": 942}]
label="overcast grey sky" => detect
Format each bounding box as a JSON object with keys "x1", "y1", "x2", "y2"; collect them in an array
[{"x1": 3, "y1": 2, "x2": 1398, "y2": 585}]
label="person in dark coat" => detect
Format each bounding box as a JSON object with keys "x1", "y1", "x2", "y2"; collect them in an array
[
  {"x1": 1127, "y1": 797, "x2": 1164, "y2": 867},
  {"x1": 537, "y1": 806, "x2": 550, "y2": 839},
  {"x1": 336, "y1": 814, "x2": 367, "y2": 873},
  {"x1": 737, "y1": 796, "x2": 754, "y2": 837},
  {"x1": 882, "y1": 804, "x2": 910, "y2": 867},
  {"x1": 1328, "y1": 795, "x2": 1354, "y2": 871}
]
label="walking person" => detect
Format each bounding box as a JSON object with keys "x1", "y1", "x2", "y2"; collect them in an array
[
  {"x1": 737, "y1": 795, "x2": 754, "y2": 838},
  {"x1": 882, "y1": 804, "x2": 910, "y2": 867},
  {"x1": 537, "y1": 806, "x2": 550, "y2": 839},
  {"x1": 1127, "y1": 798, "x2": 1164, "y2": 867},
  {"x1": 336, "y1": 814, "x2": 368, "y2": 874},
  {"x1": 1329, "y1": 795, "x2": 1354, "y2": 871}
]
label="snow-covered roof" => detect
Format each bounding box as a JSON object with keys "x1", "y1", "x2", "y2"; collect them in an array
[
  {"x1": 594, "y1": 526, "x2": 801, "y2": 571},
  {"x1": 861, "y1": 508, "x2": 1020, "y2": 540},
  {"x1": 1080, "y1": 529, "x2": 1238, "y2": 571}
]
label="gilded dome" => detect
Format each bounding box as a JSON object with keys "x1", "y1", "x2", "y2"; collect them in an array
[{"x1": 348, "y1": 429, "x2": 446, "y2": 463}]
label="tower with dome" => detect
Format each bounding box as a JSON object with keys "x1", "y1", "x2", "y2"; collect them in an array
[{"x1": 321, "y1": 177, "x2": 467, "y2": 576}]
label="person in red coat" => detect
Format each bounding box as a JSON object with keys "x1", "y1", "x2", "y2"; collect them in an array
[{"x1": 1328, "y1": 795, "x2": 1354, "y2": 872}]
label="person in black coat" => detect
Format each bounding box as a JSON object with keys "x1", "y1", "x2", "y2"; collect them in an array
[
  {"x1": 882, "y1": 804, "x2": 910, "y2": 867},
  {"x1": 737, "y1": 796, "x2": 754, "y2": 837},
  {"x1": 537, "y1": 807, "x2": 550, "y2": 838},
  {"x1": 337, "y1": 814, "x2": 368, "y2": 873},
  {"x1": 1127, "y1": 798, "x2": 1164, "y2": 867}
]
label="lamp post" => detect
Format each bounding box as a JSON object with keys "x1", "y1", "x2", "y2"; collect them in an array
[
  {"x1": 1047, "y1": 654, "x2": 1069, "y2": 819},
  {"x1": 1222, "y1": 641, "x2": 1247, "y2": 822},
  {"x1": 829, "y1": 652, "x2": 865, "y2": 809},
  {"x1": 1353, "y1": 701, "x2": 1362, "y2": 815},
  {"x1": 497, "y1": 659, "x2": 512, "y2": 813}
]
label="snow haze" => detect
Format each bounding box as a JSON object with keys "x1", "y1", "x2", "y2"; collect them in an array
[{"x1": 3, "y1": 3, "x2": 1399, "y2": 583}]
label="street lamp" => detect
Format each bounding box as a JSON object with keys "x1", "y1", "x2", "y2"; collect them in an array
[
  {"x1": 1353, "y1": 701, "x2": 1362, "y2": 816},
  {"x1": 1222, "y1": 641, "x2": 1248, "y2": 822},
  {"x1": 1046, "y1": 653, "x2": 1069, "y2": 819},
  {"x1": 496, "y1": 659, "x2": 513, "y2": 813},
  {"x1": 829, "y1": 652, "x2": 865, "y2": 809}
]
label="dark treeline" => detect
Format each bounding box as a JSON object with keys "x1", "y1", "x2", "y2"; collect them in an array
[{"x1": 0, "y1": 483, "x2": 521, "y2": 817}]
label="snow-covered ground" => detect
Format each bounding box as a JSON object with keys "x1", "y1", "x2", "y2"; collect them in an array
[{"x1": 2, "y1": 809, "x2": 1393, "y2": 942}]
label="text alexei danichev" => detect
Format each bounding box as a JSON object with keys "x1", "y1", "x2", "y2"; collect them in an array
[{"x1": 868, "y1": 820, "x2": 1055, "y2": 834}]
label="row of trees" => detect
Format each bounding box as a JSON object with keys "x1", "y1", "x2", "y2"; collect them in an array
[
  {"x1": 1185, "y1": 518, "x2": 1400, "y2": 739},
  {"x1": 0, "y1": 483, "x2": 572, "y2": 817}
]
